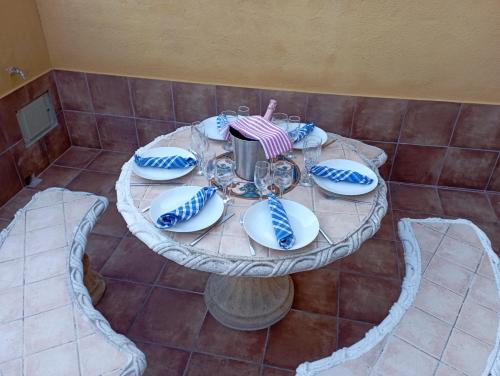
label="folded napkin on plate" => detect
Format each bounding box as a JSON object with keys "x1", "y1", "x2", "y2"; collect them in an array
[
  {"x1": 310, "y1": 165, "x2": 374, "y2": 185},
  {"x1": 155, "y1": 186, "x2": 217, "y2": 229},
  {"x1": 291, "y1": 123, "x2": 315, "y2": 143},
  {"x1": 134, "y1": 154, "x2": 197, "y2": 169},
  {"x1": 267, "y1": 193, "x2": 295, "y2": 249},
  {"x1": 216, "y1": 113, "x2": 230, "y2": 135},
  {"x1": 222, "y1": 116, "x2": 292, "y2": 159}
]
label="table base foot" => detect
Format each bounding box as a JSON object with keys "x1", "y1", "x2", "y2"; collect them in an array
[{"x1": 204, "y1": 274, "x2": 294, "y2": 331}]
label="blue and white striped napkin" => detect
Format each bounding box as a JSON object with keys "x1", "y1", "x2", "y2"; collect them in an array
[
  {"x1": 267, "y1": 193, "x2": 295, "y2": 249},
  {"x1": 310, "y1": 165, "x2": 373, "y2": 185},
  {"x1": 134, "y1": 154, "x2": 197, "y2": 169},
  {"x1": 216, "y1": 113, "x2": 230, "y2": 135},
  {"x1": 155, "y1": 186, "x2": 217, "y2": 229},
  {"x1": 291, "y1": 123, "x2": 315, "y2": 143}
]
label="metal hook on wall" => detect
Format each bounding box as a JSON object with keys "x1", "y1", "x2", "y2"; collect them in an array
[{"x1": 6, "y1": 66, "x2": 27, "y2": 80}]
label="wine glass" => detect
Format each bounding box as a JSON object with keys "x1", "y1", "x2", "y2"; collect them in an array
[
  {"x1": 221, "y1": 110, "x2": 237, "y2": 151},
  {"x1": 273, "y1": 160, "x2": 293, "y2": 198},
  {"x1": 300, "y1": 135, "x2": 322, "y2": 187},
  {"x1": 190, "y1": 121, "x2": 208, "y2": 175},
  {"x1": 271, "y1": 113, "x2": 292, "y2": 159},
  {"x1": 203, "y1": 151, "x2": 217, "y2": 185},
  {"x1": 215, "y1": 158, "x2": 235, "y2": 204},
  {"x1": 287, "y1": 115, "x2": 301, "y2": 159},
  {"x1": 238, "y1": 105, "x2": 250, "y2": 118},
  {"x1": 254, "y1": 161, "x2": 271, "y2": 200}
]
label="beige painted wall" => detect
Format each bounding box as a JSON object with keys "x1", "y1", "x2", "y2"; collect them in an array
[
  {"x1": 33, "y1": 1, "x2": 500, "y2": 104},
  {"x1": 0, "y1": 0, "x2": 51, "y2": 96}
]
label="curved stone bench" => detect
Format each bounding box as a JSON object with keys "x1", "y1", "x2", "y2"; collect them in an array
[
  {"x1": 297, "y1": 218, "x2": 500, "y2": 376},
  {"x1": 0, "y1": 188, "x2": 145, "y2": 376}
]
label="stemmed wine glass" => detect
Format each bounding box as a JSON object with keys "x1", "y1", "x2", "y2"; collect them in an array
[
  {"x1": 300, "y1": 135, "x2": 322, "y2": 187},
  {"x1": 221, "y1": 110, "x2": 237, "y2": 151},
  {"x1": 287, "y1": 115, "x2": 301, "y2": 159},
  {"x1": 271, "y1": 113, "x2": 293, "y2": 159},
  {"x1": 272, "y1": 160, "x2": 293, "y2": 198},
  {"x1": 203, "y1": 151, "x2": 217, "y2": 186},
  {"x1": 190, "y1": 121, "x2": 208, "y2": 175},
  {"x1": 215, "y1": 158, "x2": 235, "y2": 204},
  {"x1": 254, "y1": 161, "x2": 272, "y2": 200}
]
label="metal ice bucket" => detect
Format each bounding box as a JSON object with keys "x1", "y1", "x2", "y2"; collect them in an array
[{"x1": 230, "y1": 127, "x2": 267, "y2": 181}]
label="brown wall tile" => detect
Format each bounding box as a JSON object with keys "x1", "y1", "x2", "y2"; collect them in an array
[
  {"x1": 400, "y1": 101, "x2": 460, "y2": 146},
  {"x1": 391, "y1": 144, "x2": 447, "y2": 184},
  {"x1": 42, "y1": 112, "x2": 71, "y2": 162},
  {"x1": 451, "y1": 104, "x2": 500, "y2": 150},
  {"x1": 54, "y1": 70, "x2": 93, "y2": 112},
  {"x1": 215, "y1": 86, "x2": 261, "y2": 115},
  {"x1": 129, "y1": 78, "x2": 174, "y2": 121},
  {"x1": 351, "y1": 98, "x2": 407, "y2": 142},
  {"x1": 306, "y1": 94, "x2": 355, "y2": 136},
  {"x1": 136, "y1": 119, "x2": 176, "y2": 146},
  {"x1": 87, "y1": 73, "x2": 132, "y2": 116},
  {"x1": 364, "y1": 141, "x2": 396, "y2": 180},
  {"x1": 488, "y1": 158, "x2": 500, "y2": 192},
  {"x1": 261, "y1": 90, "x2": 307, "y2": 119},
  {"x1": 64, "y1": 111, "x2": 101, "y2": 149},
  {"x1": 26, "y1": 71, "x2": 62, "y2": 113},
  {"x1": 96, "y1": 115, "x2": 138, "y2": 152},
  {"x1": 173, "y1": 82, "x2": 216, "y2": 123},
  {"x1": 438, "y1": 148, "x2": 498, "y2": 190},
  {"x1": 10, "y1": 140, "x2": 50, "y2": 183},
  {"x1": 0, "y1": 152, "x2": 22, "y2": 206},
  {"x1": 0, "y1": 87, "x2": 29, "y2": 146}
]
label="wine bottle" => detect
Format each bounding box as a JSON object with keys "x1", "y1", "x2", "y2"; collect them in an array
[{"x1": 263, "y1": 99, "x2": 277, "y2": 120}]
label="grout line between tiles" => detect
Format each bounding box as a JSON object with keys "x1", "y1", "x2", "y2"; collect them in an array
[{"x1": 387, "y1": 100, "x2": 410, "y2": 182}]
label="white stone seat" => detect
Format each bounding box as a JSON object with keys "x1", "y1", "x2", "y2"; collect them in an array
[
  {"x1": 0, "y1": 188, "x2": 145, "y2": 376},
  {"x1": 297, "y1": 218, "x2": 500, "y2": 376}
]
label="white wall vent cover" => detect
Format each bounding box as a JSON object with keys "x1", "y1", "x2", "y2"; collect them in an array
[{"x1": 16, "y1": 92, "x2": 57, "y2": 146}]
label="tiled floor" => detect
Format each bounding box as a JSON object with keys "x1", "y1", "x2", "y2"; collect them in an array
[{"x1": 0, "y1": 146, "x2": 498, "y2": 375}]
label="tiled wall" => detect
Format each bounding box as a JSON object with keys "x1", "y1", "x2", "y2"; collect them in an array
[
  {"x1": 0, "y1": 71, "x2": 71, "y2": 206},
  {"x1": 0, "y1": 69, "x2": 498, "y2": 206}
]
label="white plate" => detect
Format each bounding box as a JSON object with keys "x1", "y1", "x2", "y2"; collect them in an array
[
  {"x1": 149, "y1": 185, "x2": 224, "y2": 232},
  {"x1": 290, "y1": 123, "x2": 328, "y2": 149},
  {"x1": 202, "y1": 116, "x2": 228, "y2": 141},
  {"x1": 312, "y1": 159, "x2": 378, "y2": 196},
  {"x1": 243, "y1": 199, "x2": 319, "y2": 251},
  {"x1": 132, "y1": 147, "x2": 196, "y2": 181}
]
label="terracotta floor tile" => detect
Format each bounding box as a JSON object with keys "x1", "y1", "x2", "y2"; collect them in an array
[
  {"x1": 340, "y1": 238, "x2": 399, "y2": 278},
  {"x1": 475, "y1": 221, "x2": 500, "y2": 255},
  {"x1": 439, "y1": 189, "x2": 497, "y2": 223},
  {"x1": 487, "y1": 193, "x2": 500, "y2": 219},
  {"x1": 157, "y1": 261, "x2": 210, "y2": 293},
  {"x1": 265, "y1": 310, "x2": 337, "y2": 369},
  {"x1": 261, "y1": 366, "x2": 295, "y2": 376},
  {"x1": 135, "y1": 342, "x2": 189, "y2": 376},
  {"x1": 96, "y1": 279, "x2": 151, "y2": 334},
  {"x1": 36, "y1": 166, "x2": 81, "y2": 190},
  {"x1": 85, "y1": 233, "x2": 122, "y2": 272},
  {"x1": 66, "y1": 170, "x2": 119, "y2": 197},
  {"x1": 128, "y1": 288, "x2": 206, "y2": 348},
  {"x1": 291, "y1": 267, "x2": 339, "y2": 315},
  {"x1": 101, "y1": 237, "x2": 165, "y2": 283},
  {"x1": 372, "y1": 212, "x2": 395, "y2": 241},
  {"x1": 0, "y1": 219, "x2": 9, "y2": 231},
  {"x1": 339, "y1": 272, "x2": 401, "y2": 324},
  {"x1": 53, "y1": 146, "x2": 100, "y2": 168},
  {"x1": 390, "y1": 183, "x2": 443, "y2": 214},
  {"x1": 185, "y1": 353, "x2": 260, "y2": 376},
  {"x1": 196, "y1": 313, "x2": 267, "y2": 362},
  {"x1": 92, "y1": 203, "x2": 129, "y2": 237},
  {"x1": 86, "y1": 150, "x2": 132, "y2": 173},
  {"x1": 338, "y1": 319, "x2": 374, "y2": 348}
]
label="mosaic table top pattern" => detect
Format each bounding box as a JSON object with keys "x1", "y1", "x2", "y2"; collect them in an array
[
  {"x1": 0, "y1": 189, "x2": 145, "y2": 376},
  {"x1": 298, "y1": 218, "x2": 500, "y2": 376},
  {"x1": 116, "y1": 127, "x2": 389, "y2": 277}
]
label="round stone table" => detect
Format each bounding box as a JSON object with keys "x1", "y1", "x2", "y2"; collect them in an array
[{"x1": 116, "y1": 126, "x2": 388, "y2": 331}]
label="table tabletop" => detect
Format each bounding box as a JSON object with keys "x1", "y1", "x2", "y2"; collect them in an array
[{"x1": 116, "y1": 126, "x2": 388, "y2": 277}]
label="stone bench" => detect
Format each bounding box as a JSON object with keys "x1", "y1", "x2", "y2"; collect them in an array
[
  {"x1": 297, "y1": 218, "x2": 500, "y2": 376},
  {"x1": 0, "y1": 188, "x2": 145, "y2": 376}
]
